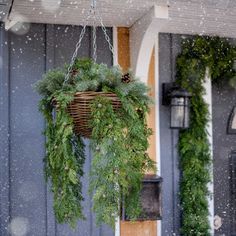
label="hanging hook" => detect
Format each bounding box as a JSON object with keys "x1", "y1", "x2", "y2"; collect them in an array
[{"x1": 91, "y1": 0, "x2": 96, "y2": 9}]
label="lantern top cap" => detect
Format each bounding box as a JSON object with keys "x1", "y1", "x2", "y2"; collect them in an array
[{"x1": 171, "y1": 87, "x2": 191, "y2": 98}]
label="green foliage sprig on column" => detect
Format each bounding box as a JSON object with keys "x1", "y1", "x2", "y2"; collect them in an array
[
  {"x1": 36, "y1": 58, "x2": 155, "y2": 228},
  {"x1": 176, "y1": 36, "x2": 236, "y2": 235}
]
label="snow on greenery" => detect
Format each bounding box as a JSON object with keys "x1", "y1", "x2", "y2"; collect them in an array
[
  {"x1": 35, "y1": 58, "x2": 155, "y2": 228},
  {"x1": 176, "y1": 36, "x2": 236, "y2": 236}
]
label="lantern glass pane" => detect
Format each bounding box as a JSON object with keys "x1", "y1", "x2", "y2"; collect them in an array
[
  {"x1": 183, "y1": 103, "x2": 190, "y2": 128},
  {"x1": 171, "y1": 97, "x2": 185, "y2": 128}
]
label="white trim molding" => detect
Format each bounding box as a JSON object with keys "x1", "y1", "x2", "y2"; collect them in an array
[
  {"x1": 112, "y1": 26, "x2": 118, "y2": 66},
  {"x1": 113, "y1": 26, "x2": 121, "y2": 236},
  {"x1": 203, "y1": 68, "x2": 214, "y2": 235},
  {"x1": 130, "y1": 5, "x2": 169, "y2": 83},
  {"x1": 130, "y1": 6, "x2": 165, "y2": 234},
  {"x1": 5, "y1": 19, "x2": 18, "y2": 31},
  {"x1": 130, "y1": 27, "x2": 163, "y2": 236}
]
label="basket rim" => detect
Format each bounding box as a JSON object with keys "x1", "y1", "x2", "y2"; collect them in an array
[
  {"x1": 52, "y1": 91, "x2": 120, "y2": 104},
  {"x1": 74, "y1": 91, "x2": 118, "y2": 96}
]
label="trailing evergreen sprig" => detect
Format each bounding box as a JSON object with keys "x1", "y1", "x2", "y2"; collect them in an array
[
  {"x1": 89, "y1": 96, "x2": 154, "y2": 227},
  {"x1": 39, "y1": 92, "x2": 86, "y2": 228},
  {"x1": 36, "y1": 58, "x2": 155, "y2": 228},
  {"x1": 176, "y1": 36, "x2": 236, "y2": 235}
]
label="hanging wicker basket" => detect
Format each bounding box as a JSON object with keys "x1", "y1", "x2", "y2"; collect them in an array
[{"x1": 66, "y1": 91, "x2": 121, "y2": 138}]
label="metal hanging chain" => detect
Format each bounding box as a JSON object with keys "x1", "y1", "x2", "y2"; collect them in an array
[
  {"x1": 91, "y1": 0, "x2": 114, "y2": 58},
  {"x1": 92, "y1": 0, "x2": 97, "y2": 62},
  {"x1": 92, "y1": 26, "x2": 97, "y2": 62},
  {"x1": 64, "y1": 0, "x2": 115, "y2": 84},
  {"x1": 96, "y1": 7, "x2": 115, "y2": 55},
  {"x1": 64, "y1": 10, "x2": 91, "y2": 85}
]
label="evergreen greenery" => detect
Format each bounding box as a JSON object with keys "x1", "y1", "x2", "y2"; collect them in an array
[
  {"x1": 36, "y1": 58, "x2": 155, "y2": 228},
  {"x1": 176, "y1": 36, "x2": 236, "y2": 235}
]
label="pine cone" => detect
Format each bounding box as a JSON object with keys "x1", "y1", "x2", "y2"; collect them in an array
[
  {"x1": 121, "y1": 73, "x2": 131, "y2": 83},
  {"x1": 136, "y1": 108, "x2": 144, "y2": 118},
  {"x1": 70, "y1": 69, "x2": 79, "y2": 77}
]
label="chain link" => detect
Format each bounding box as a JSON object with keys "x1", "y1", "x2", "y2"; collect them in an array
[
  {"x1": 92, "y1": 26, "x2": 97, "y2": 62},
  {"x1": 96, "y1": 8, "x2": 115, "y2": 55},
  {"x1": 92, "y1": 2, "x2": 97, "y2": 62}
]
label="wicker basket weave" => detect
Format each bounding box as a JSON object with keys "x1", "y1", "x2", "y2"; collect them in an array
[{"x1": 66, "y1": 92, "x2": 121, "y2": 138}]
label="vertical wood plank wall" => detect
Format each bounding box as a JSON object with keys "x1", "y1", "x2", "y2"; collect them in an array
[
  {"x1": 117, "y1": 28, "x2": 157, "y2": 236},
  {"x1": 0, "y1": 24, "x2": 114, "y2": 236}
]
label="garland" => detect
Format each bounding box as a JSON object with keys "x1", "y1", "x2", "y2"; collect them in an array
[
  {"x1": 176, "y1": 36, "x2": 236, "y2": 235},
  {"x1": 36, "y1": 59, "x2": 155, "y2": 228}
]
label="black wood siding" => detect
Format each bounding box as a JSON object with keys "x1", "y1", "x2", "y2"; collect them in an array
[{"x1": 159, "y1": 33, "x2": 181, "y2": 236}]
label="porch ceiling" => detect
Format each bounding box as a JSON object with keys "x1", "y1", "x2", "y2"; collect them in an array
[
  {"x1": 162, "y1": 0, "x2": 236, "y2": 38},
  {"x1": 7, "y1": 0, "x2": 161, "y2": 27},
  {"x1": 5, "y1": 0, "x2": 236, "y2": 38}
]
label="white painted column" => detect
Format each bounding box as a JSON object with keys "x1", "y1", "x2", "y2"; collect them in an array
[
  {"x1": 125, "y1": 6, "x2": 168, "y2": 235},
  {"x1": 203, "y1": 68, "x2": 214, "y2": 235},
  {"x1": 112, "y1": 27, "x2": 118, "y2": 67},
  {"x1": 130, "y1": 5, "x2": 169, "y2": 83},
  {"x1": 113, "y1": 26, "x2": 121, "y2": 236}
]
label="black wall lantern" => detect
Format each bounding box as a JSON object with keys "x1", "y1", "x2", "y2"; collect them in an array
[{"x1": 162, "y1": 83, "x2": 191, "y2": 129}]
